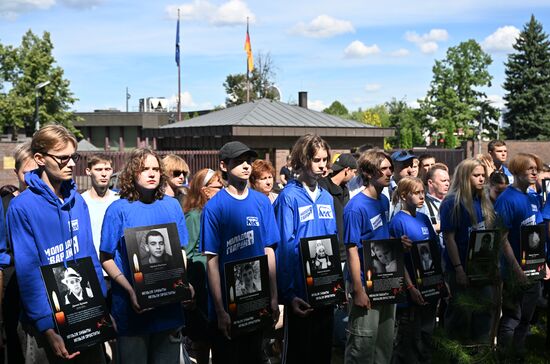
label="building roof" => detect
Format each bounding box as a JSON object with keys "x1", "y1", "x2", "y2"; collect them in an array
[{"x1": 161, "y1": 98, "x2": 376, "y2": 129}]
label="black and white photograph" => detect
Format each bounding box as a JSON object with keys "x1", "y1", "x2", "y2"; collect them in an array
[
  {"x1": 371, "y1": 240, "x2": 398, "y2": 274},
  {"x1": 520, "y1": 224, "x2": 547, "y2": 281},
  {"x1": 299, "y1": 235, "x2": 345, "y2": 307},
  {"x1": 224, "y1": 255, "x2": 272, "y2": 336},
  {"x1": 410, "y1": 240, "x2": 445, "y2": 302},
  {"x1": 53, "y1": 266, "x2": 94, "y2": 306},
  {"x1": 543, "y1": 178, "x2": 550, "y2": 205},
  {"x1": 234, "y1": 260, "x2": 262, "y2": 297},
  {"x1": 362, "y1": 238, "x2": 405, "y2": 304},
  {"x1": 41, "y1": 257, "x2": 115, "y2": 352},
  {"x1": 466, "y1": 230, "x2": 499, "y2": 284},
  {"x1": 124, "y1": 223, "x2": 189, "y2": 309}
]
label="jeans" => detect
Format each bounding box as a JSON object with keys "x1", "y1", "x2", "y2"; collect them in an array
[{"x1": 117, "y1": 330, "x2": 184, "y2": 364}]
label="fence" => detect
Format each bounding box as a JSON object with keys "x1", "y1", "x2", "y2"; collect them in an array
[
  {"x1": 74, "y1": 150, "x2": 219, "y2": 191},
  {"x1": 397, "y1": 148, "x2": 466, "y2": 174}
]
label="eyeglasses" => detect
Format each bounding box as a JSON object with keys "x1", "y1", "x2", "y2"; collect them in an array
[
  {"x1": 44, "y1": 152, "x2": 80, "y2": 167},
  {"x1": 172, "y1": 170, "x2": 187, "y2": 178}
]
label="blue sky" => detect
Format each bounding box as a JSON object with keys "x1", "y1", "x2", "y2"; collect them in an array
[{"x1": 2, "y1": 0, "x2": 550, "y2": 113}]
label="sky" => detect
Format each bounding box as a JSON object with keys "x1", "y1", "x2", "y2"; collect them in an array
[{"x1": 1, "y1": 0, "x2": 550, "y2": 114}]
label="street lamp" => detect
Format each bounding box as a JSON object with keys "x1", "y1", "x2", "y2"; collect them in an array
[{"x1": 34, "y1": 80, "x2": 50, "y2": 132}]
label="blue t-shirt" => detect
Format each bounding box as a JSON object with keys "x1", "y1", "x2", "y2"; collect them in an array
[
  {"x1": 389, "y1": 211, "x2": 438, "y2": 306},
  {"x1": 343, "y1": 192, "x2": 390, "y2": 282},
  {"x1": 201, "y1": 188, "x2": 279, "y2": 321},
  {"x1": 100, "y1": 196, "x2": 189, "y2": 336},
  {"x1": 495, "y1": 186, "x2": 543, "y2": 264},
  {"x1": 273, "y1": 180, "x2": 337, "y2": 304},
  {"x1": 440, "y1": 194, "x2": 485, "y2": 271}
]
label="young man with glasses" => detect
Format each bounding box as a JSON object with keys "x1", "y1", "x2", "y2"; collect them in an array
[{"x1": 7, "y1": 125, "x2": 107, "y2": 363}]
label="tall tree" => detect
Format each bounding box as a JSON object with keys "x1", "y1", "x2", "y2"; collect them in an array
[
  {"x1": 386, "y1": 98, "x2": 426, "y2": 149},
  {"x1": 0, "y1": 30, "x2": 81, "y2": 138},
  {"x1": 223, "y1": 51, "x2": 278, "y2": 107},
  {"x1": 322, "y1": 101, "x2": 349, "y2": 117},
  {"x1": 503, "y1": 15, "x2": 550, "y2": 140},
  {"x1": 420, "y1": 40, "x2": 499, "y2": 148}
]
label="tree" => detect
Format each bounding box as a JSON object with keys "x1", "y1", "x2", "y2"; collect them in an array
[
  {"x1": 419, "y1": 40, "x2": 499, "y2": 148},
  {"x1": 322, "y1": 101, "x2": 349, "y2": 117},
  {"x1": 386, "y1": 98, "x2": 426, "y2": 149},
  {"x1": 223, "y1": 51, "x2": 278, "y2": 107},
  {"x1": 503, "y1": 15, "x2": 550, "y2": 140},
  {"x1": 0, "y1": 30, "x2": 81, "y2": 139}
]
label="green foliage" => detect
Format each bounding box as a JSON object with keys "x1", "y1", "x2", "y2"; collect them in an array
[
  {"x1": 323, "y1": 100, "x2": 349, "y2": 117},
  {"x1": 223, "y1": 52, "x2": 278, "y2": 107},
  {"x1": 420, "y1": 40, "x2": 499, "y2": 148},
  {"x1": 503, "y1": 15, "x2": 550, "y2": 140},
  {"x1": 0, "y1": 30, "x2": 81, "y2": 138},
  {"x1": 385, "y1": 98, "x2": 426, "y2": 149}
]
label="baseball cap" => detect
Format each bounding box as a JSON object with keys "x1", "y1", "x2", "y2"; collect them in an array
[
  {"x1": 219, "y1": 141, "x2": 258, "y2": 161},
  {"x1": 332, "y1": 153, "x2": 357, "y2": 173},
  {"x1": 391, "y1": 150, "x2": 416, "y2": 163}
]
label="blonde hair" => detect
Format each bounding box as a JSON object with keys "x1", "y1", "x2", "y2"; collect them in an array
[
  {"x1": 162, "y1": 154, "x2": 190, "y2": 177},
  {"x1": 31, "y1": 125, "x2": 77, "y2": 155},
  {"x1": 508, "y1": 153, "x2": 543, "y2": 176},
  {"x1": 14, "y1": 141, "x2": 33, "y2": 171},
  {"x1": 392, "y1": 176, "x2": 424, "y2": 206},
  {"x1": 445, "y1": 158, "x2": 494, "y2": 227},
  {"x1": 476, "y1": 153, "x2": 495, "y2": 176}
]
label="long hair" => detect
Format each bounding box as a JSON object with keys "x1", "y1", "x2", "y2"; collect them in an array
[
  {"x1": 290, "y1": 134, "x2": 331, "y2": 175},
  {"x1": 183, "y1": 168, "x2": 222, "y2": 213},
  {"x1": 118, "y1": 148, "x2": 166, "y2": 202},
  {"x1": 444, "y1": 158, "x2": 494, "y2": 227},
  {"x1": 357, "y1": 148, "x2": 393, "y2": 187}
]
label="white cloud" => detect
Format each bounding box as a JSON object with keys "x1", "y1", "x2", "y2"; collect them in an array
[
  {"x1": 169, "y1": 91, "x2": 196, "y2": 109},
  {"x1": 309, "y1": 99, "x2": 327, "y2": 111},
  {"x1": 365, "y1": 83, "x2": 381, "y2": 92},
  {"x1": 405, "y1": 28, "x2": 448, "y2": 54},
  {"x1": 58, "y1": 0, "x2": 102, "y2": 9},
  {"x1": 292, "y1": 15, "x2": 354, "y2": 38},
  {"x1": 485, "y1": 94, "x2": 505, "y2": 109},
  {"x1": 0, "y1": 0, "x2": 55, "y2": 19},
  {"x1": 482, "y1": 26, "x2": 520, "y2": 52},
  {"x1": 344, "y1": 41, "x2": 381, "y2": 58},
  {"x1": 166, "y1": 0, "x2": 255, "y2": 26},
  {"x1": 390, "y1": 48, "x2": 410, "y2": 57}
]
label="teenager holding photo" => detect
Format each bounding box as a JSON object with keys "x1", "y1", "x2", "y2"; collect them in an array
[
  {"x1": 100, "y1": 148, "x2": 192, "y2": 364},
  {"x1": 274, "y1": 134, "x2": 337, "y2": 364}
]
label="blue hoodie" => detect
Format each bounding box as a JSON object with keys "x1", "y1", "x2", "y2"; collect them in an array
[
  {"x1": 273, "y1": 179, "x2": 337, "y2": 304},
  {"x1": 7, "y1": 170, "x2": 106, "y2": 332}
]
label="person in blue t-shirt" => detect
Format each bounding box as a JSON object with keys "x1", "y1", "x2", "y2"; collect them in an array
[
  {"x1": 200, "y1": 141, "x2": 279, "y2": 364},
  {"x1": 343, "y1": 149, "x2": 412, "y2": 364},
  {"x1": 100, "y1": 148, "x2": 193, "y2": 364},
  {"x1": 440, "y1": 158, "x2": 496, "y2": 345},
  {"x1": 273, "y1": 134, "x2": 337, "y2": 364},
  {"x1": 488, "y1": 140, "x2": 514, "y2": 184},
  {"x1": 389, "y1": 177, "x2": 438, "y2": 364},
  {"x1": 7, "y1": 125, "x2": 106, "y2": 363},
  {"x1": 495, "y1": 153, "x2": 550, "y2": 361}
]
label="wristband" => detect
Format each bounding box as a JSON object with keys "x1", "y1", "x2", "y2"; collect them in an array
[
  {"x1": 113, "y1": 273, "x2": 123, "y2": 282},
  {"x1": 406, "y1": 284, "x2": 414, "y2": 290}
]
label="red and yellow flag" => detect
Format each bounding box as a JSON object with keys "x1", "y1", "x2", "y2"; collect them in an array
[{"x1": 244, "y1": 23, "x2": 254, "y2": 73}]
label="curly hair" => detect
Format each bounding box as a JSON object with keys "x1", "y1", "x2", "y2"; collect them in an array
[
  {"x1": 118, "y1": 148, "x2": 166, "y2": 202},
  {"x1": 290, "y1": 134, "x2": 331, "y2": 174}
]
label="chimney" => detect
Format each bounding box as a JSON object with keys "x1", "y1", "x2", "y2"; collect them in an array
[{"x1": 298, "y1": 91, "x2": 308, "y2": 109}]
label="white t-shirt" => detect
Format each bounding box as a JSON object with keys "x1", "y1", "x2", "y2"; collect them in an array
[{"x1": 81, "y1": 189, "x2": 119, "y2": 255}]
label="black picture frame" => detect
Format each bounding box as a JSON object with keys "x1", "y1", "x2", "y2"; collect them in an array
[
  {"x1": 542, "y1": 178, "x2": 550, "y2": 205},
  {"x1": 299, "y1": 234, "x2": 345, "y2": 307},
  {"x1": 224, "y1": 255, "x2": 272, "y2": 336},
  {"x1": 40, "y1": 257, "x2": 115, "y2": 352},
  {"x1": 362, "y1": 238, "x2": 406, "y2": 304},
  {"x1": 520, "y1": 224, "x2": 547, "y2": 281},
  {"x1": 465, "y1": 229, "x2": 500, "y2": 284},
  {"x1": 124, "y1": 223, "x2": 190, "y2": 309},
  {"x1": 409, "y1": 239, "x2": 446, "y2": 302}
]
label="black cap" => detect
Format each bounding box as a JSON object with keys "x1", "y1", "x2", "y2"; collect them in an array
[
  {"x1": 219, "y1": 141, "x2": 258, "y2": 161},
  {"x1": 332, "y1": 153, "x2": 357, "y2": 173}
]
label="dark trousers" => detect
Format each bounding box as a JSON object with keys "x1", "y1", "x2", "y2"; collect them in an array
[
  {"x1": 210, "y1": 325, "x2": 263, "y2": 364},
  {"x1": 283, "y1": 305, "x2": 334, "y2": 364},
  {"x1": 391, "y1": 304, "x2": 436, "y2": 364},
  {"x1": 2, "y1": 268, "x2": 24, "y2": 364},
  {"x1": 497, "y1": 281, "x2": 540, "y2": 358},
  {"x1": 184, "y1": 260, "x2": 210, "y2": 364}
]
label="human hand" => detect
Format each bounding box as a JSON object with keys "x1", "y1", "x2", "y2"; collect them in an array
[
  {"x1": 455, "y1": 266, "x2": 468, "y2": 287},
  {"x1": 216, "y1": 310, "x2": 232, "y2": 339},
  {"x1": 182, "y1": 284, "x2": 196, "y2": 309},
  {"x1": 44, "y1": 329, "x2": 80, "y2": 360},
  {"x1": 270, "y1": 299, "x2": 280, "y2": 326},
  {"x1": 352, "y1": 289, "x2": 371, "y2": 310},
  {"x1": 290, "y1": 297, "x2": 313, "y2": 317},
  {"x1": 409, "y1": 286, "x2": 426, "y2": 306},
  {"x1": 401, "y1": 235, "x2": 413, "y2": 251}
]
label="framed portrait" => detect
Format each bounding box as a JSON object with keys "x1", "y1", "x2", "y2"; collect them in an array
[
  {"x1": 542, "y1": 178, "x2": 550, "y2": 205},
  {"x1": 124, "y1": 223, "x2": 190, "y2": 309},
  {"x1": 520, "y1": 224, "x2": 547, "y2": 281},
  {"x1": 299, "y1": 235, "x2": 345, "y2": 307},
  {"x1": 224, "y1": 255, "x2": 272, "y2": 336},
  {"x1": 41, "y1": 257, "x2": 115, "y2": 352},
  {"x1": 410, "y1": 239, "x2": 445, "y2": 302},
  {"x1": 361, "y1": 238, "x2": 405, "y2": 304},
  {"x1": 466, "y1": 230, "x2": 499, "y2": 284}
]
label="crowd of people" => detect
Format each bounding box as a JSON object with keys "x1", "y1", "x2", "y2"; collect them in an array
[{"x1": 0, "y1": 124, "x2": 548, "y2": 364}]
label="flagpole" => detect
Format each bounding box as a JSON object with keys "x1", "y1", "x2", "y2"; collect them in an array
[
  {"x1": 177, "y1": 9, "x2": 182, "y2": 121},
  {"x1": 246, "y1": 17, "x2": 250, "y2": 103}
]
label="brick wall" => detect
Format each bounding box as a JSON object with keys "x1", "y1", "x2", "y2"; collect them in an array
[
  {"x1": 0, "y1": 141, "x2": 23, "y2": 188},
  {"x1": 468, "y1": 140, "x2": 550, "y2": 164}
]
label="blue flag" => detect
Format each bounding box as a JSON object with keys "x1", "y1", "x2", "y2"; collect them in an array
[{"x1": 175, "y1": 18, "x2": 180, "y2": 66}]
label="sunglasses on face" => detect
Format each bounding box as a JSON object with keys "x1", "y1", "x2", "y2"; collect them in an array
[
  {"x1": 44, "y1": 152, "x2": 80, "y2": 167},
  {"x1": 172, "y1": 170, "x2": 187, "y2": 178}
]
